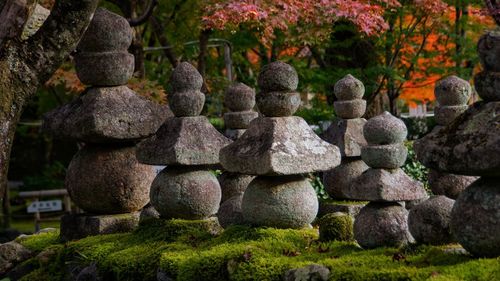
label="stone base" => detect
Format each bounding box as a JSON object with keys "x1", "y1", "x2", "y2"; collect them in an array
[
  {"x1": 318, "y1": 200, "x2": 366, "y2": 218},
  {"x1": 60, "y1": 212, "x2": 140, "y2": 241}
]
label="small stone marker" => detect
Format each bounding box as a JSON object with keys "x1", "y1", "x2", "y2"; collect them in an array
[
  {"x1": 137, "y1": 62, "x2": 231, "y2": 220},
  {"x1": 220, "y1": 61, "x2": 341, "y2": 228},
  {"x1": 43, "y1": 8, "x2": 167, "y2": 240},
  {"x1": 350, "y1": 112, "x2": 426, "y2": 248}
]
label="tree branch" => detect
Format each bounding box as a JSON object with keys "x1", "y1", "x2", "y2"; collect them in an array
[
  {"x1": 22, "y1": 0, "x2": 100, "y2": 84},
  {"x1": 128, "y1": 0, "x2": 157, "y2": 26}
]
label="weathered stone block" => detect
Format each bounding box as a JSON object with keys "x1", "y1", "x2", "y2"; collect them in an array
[
  {"x1": 428, "y1": 169, "x2": 478, "y2": 199},
  {"x1": 217, "y1": 194, "x2": 244, "y2": 228},
  {"x1": 224, "y1": 111, "x2": 259, "y2": 129},
  {"x1": 220, "y1": 116, "x2": 341, "y2": 175},
  {"x1": 169, "y1": 90, "x2": 205, "y2": 117},
  {"x1": 345, "y1": 168, "x2": 427, "y2": 202},
  {"x1": 408, "y1": 196, "x2": 455, "y2": 245},
  {"x1": 75, "y1": 52, "x2": 134, "y2": 86},
  {"x1": 478, "y1": 30, "x2": 500, "y2": 72},
  {"x1": 43, "y1": 86, "x2": 170, "y2": 143},
  {"x1": 60, "y1": 212, "x2": 140, "y2": 242},
  {"x1": 224, "y1": 129, "x2": 246, "y2": 141},
  {"x1": 170, "y1": 62, "x2": 203, "y2": 92},
  {"x1": 137, "y1": 116, "x2": 231, "y2": 166},
  {"x1": 219, "y1": 172, "x2": 254, "y2": 203},
  {"x1": 473, "y1": 71, "x2": 500, "y2": 101},
  {"x1": 361, "y1": 143, "x2": 407, "y2": 169},
  {"x1": 434, "y1": 105, "x2": 468, "y2": 126},
  {"x1": 323, "y1": 118, "x2": 367, "y2": 157}
]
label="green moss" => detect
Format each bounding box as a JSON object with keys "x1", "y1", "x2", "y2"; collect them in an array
[
  {"x1": 320, "y1": 199, "x2": 368, "y2": 206},
  {"x1": 12, "y1": 219, "x2": 500, "y2": 281},
  {"x1": 17, "y1": 230, "x2": 60, "y2": 251},
  {"x1": 318, "y1": 213, "x2": 354, "y2": 242}
]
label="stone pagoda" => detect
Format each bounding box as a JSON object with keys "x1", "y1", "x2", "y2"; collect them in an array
[
  {"x1": 217, "y1": 83, "x2": 258, "y2": 227},
  {"x1": 137, "y1": 62, "x2": 231, "y2": 220},
  {"x1": 414, "y1": 30, "x2": 500, "y2": 257},
  {"x1": 427, "y1": 76, "x2": 478, "y2": 199},
  {"x1": 321, "y1": 74, "x2": 368, "y2": 217},
  {"x1": 43, "y1": 8, "x2": 168, "y2": 241},
  {"x1": 220, "y1": 61, "x2": 341, "y2": 228},
  {"x1": 346, "y1": 112, "x2": 427, "y2": 248}
]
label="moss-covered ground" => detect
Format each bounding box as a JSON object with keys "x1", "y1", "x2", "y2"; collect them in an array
[{"x1": 15, "y1": 219, "x2": 500, "y2": 281}]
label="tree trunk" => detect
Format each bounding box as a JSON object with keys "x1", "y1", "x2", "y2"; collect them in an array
[{"x1": 198, "y1": 29, "x2": 211, "y2": 93}]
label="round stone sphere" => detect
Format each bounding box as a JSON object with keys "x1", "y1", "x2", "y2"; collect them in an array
[
  {"x1": 354, "y1": 202, "x2": 413, "y2": 248},
  {"x1": 77, "y1": 8, "x2": 133, "y2": 52},
  {"x1": 75, "y1": 52, "x2": 134, "y2": 86},
  {"x1": 225, "y1": 82, "x2": 256, "y2": 111},
  {"x1": 218, "y1": 172, "x2": 254, "y2": 203},
  {"x1": 150, "y1": 167, "x2": 221, "y2": 220},
  {"x1": 258, "y1": 61, "x2": 298, "y2": 92},
  {"x1": 451, "y1": 178, "x2": 500, "y2": 257},
  {"x1": 318, "y1": 212, "x2": 354, "y2": 242},
  {"x1": 256, "y1": 91, "x2": 301, "y2": 117},
  {"x1": 434, "y1": 76, "x2": 471, "y2": 106},
  {"x1": 242, "y1": 176, "x2": 318, "y2": 229},
  {"x1": 478, "y1": 31, "x2": 500, "y2": 72},
  {"x1": 334, "y1": 74, "x2": 365, "y2": 100},
  {"x1": 361, "y1": 143, "x2": 408, "y2": 169},
  {"x1": 428, "y1": 170, "x2": 478, "y2": 200},
  {"x1": 170, "y1": 62, "x2": 203, "y2": 92},
  {"x1": 363, "y1": 112, "x2": 407, "y2": 145},
  {"x1": 65, "y1": 145, "x2": 154, "y2": 214},
  {"x1": 217, "y1": 194, "x2": 244, "y2": 228},
  {"x1": 334, "y1": 100, "x2": 366, "y2": 119},
  {"x1": 408, "y1": 196, "x2": 455, "y2": 245},
  {"x1": 169, "y1": 90, "x2": 205, "y2": 117}
]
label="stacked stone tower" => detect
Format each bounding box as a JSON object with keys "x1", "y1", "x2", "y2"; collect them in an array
[
  {"x1": 220, "y1": 62, "x2": 341, "y2": 228},
  {"x1": 346, "y1": 112, "x2": 427, "y2": 248},
  {"x1": 43, "y1": 8, "x2": 168, "y2": 240},
  {"x1": 217, "y1": 83, "x2": 258, "y2": 227},
  {"x1": 427, "y1": 76, "x2": 478, "y2": 199},
  {"x1": 415, "y1": 30, "x2": 500, "y2": 257},
  {"x1": 137, "y1": 62, "x2": 231, "y2": 220},
  {"x1": 322, "y1": 74, "x2": 368, "y2": 216}
]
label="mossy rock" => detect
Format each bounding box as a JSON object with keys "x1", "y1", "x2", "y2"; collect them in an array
[
  {"x1": 318, "y1": 212, "x2": 354, "y2": 242},
  {"x1": 12, "y1": 218, "x2": 500, "y2": 281}
]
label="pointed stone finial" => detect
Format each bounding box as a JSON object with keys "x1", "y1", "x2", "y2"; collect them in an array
[
  {"x1": 168, "y1": 62, "x2": 205, "y2": 117},
  {"x1": 224, "y1": 82, "x2": 256, "y2": 112},
  {"x1": 435, "y1": 76, "x2": 471, "y2": 106},
  {"x1": 363, "y1": 112, "x2": 407, "y2": 145},
  {"x1": 334, "y1": 74, "x2": 365, "y2": 100},
  {"x1": 256, "y1": 61, "x2": 301, "y2": 117}
]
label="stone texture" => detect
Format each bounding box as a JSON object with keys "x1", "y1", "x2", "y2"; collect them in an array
[
  {"x1": 364, "y1": 112, "x2": 407, "y2": 145},
  {"x1": 169, "y1": 90, "x2": 205, "y2": 117},
  {"x1": 450, "y1": 178, "x2": 500, "y2": 257},
  {"x1": 139, "y1": 204, "x2": 160, "y2": 223},
  {"x1": 60, "y1": 212, "x2": 140, "y2": 241},
  {"x1": 283, "y1": 264, "x2": 330, "y2": 281},
  {"x1": 345, "y1": 168, "x2": 427, "y2": 202},
  {"x1": 150, "y1": 167, "x2": 221, "y2": 219},
  {"x1": 477, "y1": 30, "x2": 500, "y2": 72},
  {"x1": 217, "y1": 194, "x2": 244, "y2": 228},
  {"x1": 323, "y1": 118, "x2": 367, "y2": 157},
  {"x1": 170, "y1": 62, "x2": 203, "y2": 92},
  {"x1": 241, "y1": 176, "x2": 318, "y2": 228},
  {"x1": 334, "y1": 100, "x2": 366, "y2": 119},
  {"x1": 75, "y1": 52, "x2": 134, "y2": 86},
  {"x1": 43, "y1": 86, "x2": 169, "y2": 143},
  {"x1": 0, "y1": 241, "x2": 32, "y2": 274},
  {"x1": 361, "y1": 143, "x2": 407, "y2": 169},
  {"x1": 473, "y1": 71, "x2": 500, "y2": 101},
  {"x1": 334, "y1": 74, "x2": 365, "y2": 100},
  {"x1": 256, "y1": 91, "x2": 301, "y2": 117},
  {"x1": 434, "y1": 76, "x2": 472, "y2": 106},
  {"x1": 137, "y1": 116, "x2": 232, "y2": 166},
  {"x1": 257, "y1": 61, "x2": 298, "y2": 92},
  {"x1": 225, "y1": 82, "x2": 256, "y2": 111},
  {"x1": 408, "y1": 196, "x2": 455, "y2": 245},
  {"x1": 223, "y1": 111, "x2": 259, "y2": 129},
  {"x1": 318, "y1": 212, "x2": 354, "y2": 242},
  {"x1": 354, "y1": 202, "x2": 413, "y2": 248},
  {"x1": 76, "y1": 8, "x2": 132, "y2": 52},
  {"x1": 219, "y1": 172, "x2": 255, "y2": 203},
  {"x1": 434, "y1": 105, "x2": 468, "y2": 126},
  {"x1": 414, "y1": 102, "x2": 500, "y2": 177},
  {"x1": 65, "y1": 145, "x2": 154, "y2": 214},
  {"x1": 428, "y1": 170, "x2": 478, "y2": 199},
  {"x1": 323, "y1": 159, "x2": 369, "y2": 199},
  {"x1": 225, "y1": 129, "x2": 246, "y2": 141},
  {"x1": 220, "y1": 116, "x2": 341, "y2": 175},
  {"x1": 317, "y1": 200, "x2": 366, "y2": 218}
]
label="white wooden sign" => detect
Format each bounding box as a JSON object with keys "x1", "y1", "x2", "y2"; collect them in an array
[{"x1": 27, "y1": 200, "x2": 62, "y2": 213}]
